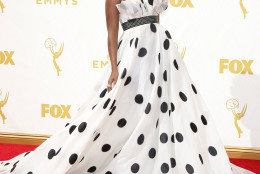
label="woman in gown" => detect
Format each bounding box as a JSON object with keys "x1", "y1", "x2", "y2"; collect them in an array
[{"x1": 0, "y1": 0, "x2": 256, "y2": 173}]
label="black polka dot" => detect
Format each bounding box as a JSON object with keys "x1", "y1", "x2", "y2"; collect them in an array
[
  {"x1": 208, "y1": 146, "x2": 217, "y2": 156},
  {"x1": 135, "y1": 38, "x2": 139, "y2": 48},
  {"x1": 69, "y1": 125, "x2": 77, "y2": 134},
  {"x1": 135, "y1": 94, "x2": 143, "y2": 104},
  {"x1": 179, "y1": 92, "x2": 187, "y2": 102},
  {"x1": 118, "y1": 118, "x2": 127, "y2": 128},
  {"x1": 117, "y1": 40, "x2": 122, "y2": 50},
  {"x1": 148, "y1": 148, "x2": 156, "y2": 158},
  {"x1": 176, "y1": 132, "x2": 184, "y2": 142},
  {"x1": 79, "y1": 156, "x2": 84, "y2": 163},
  {"x1": 87, "y1": 166, "x2": 96, "y2": 173},
  {"x1": 92, "y1": 104, "x2": 97, "y2": 110},
  {"x1": 24, "y1": 151, "x2": 31, "y2": 157},
  {"x1": 69, "y1": 153, "x2": 78, "y2": 165},
  {"x1": 199, "y1": 154, "x2": 203, "y2": 164},
  {"x1": 121, "y1": 68, "x2": 127, "y2": 79},
  {"x1": 117, "y1": 60, "x2": 121, "y2": 66},
  {"x1": 160, "y1": 133, "x2": 168, "y2": 143},
  {"x1": 78, "y1": 122, "x2": 87, "y2": 133},
  {"x1": 165, "y1": 30, "x2": 172, "y2": 39},
  {"x1": 173, "y1": 59, "x2": 179, "y2": 70},
  {"x1": 56, "y1": 147, "x2": 61, "y2": 155},
  {"x1": 137, "y1": 134, "x2": 144, "y2": 145},
  {"x1": 48, "y1": 149, "x2": 56, "y2": 159},
  {"x1": 109, "y1": 106, "x2": 116, "y2": 116},
  {"x1": 158, "y1": 53, "x2": 161, "y2": 64},
  {"x1": 190, "y1": 122, "x2": 198, "y2": 133},
  {"x1": 65, "y1": 123, "x2": 69, "y2": 127},
  {"x1": 105, "y1": 171, "x2": 112, "y2": 174},
  {"x1": 160, "y1": 102, "x2": 168, "y2": 113},
  {"x1": 150, "y1": 72, "x2": 155, "y2": 84},
  {"x1": 156, "y1": 118, "x2": 159, "y2": 128},
  {"x1": 148, "y1": 0, "x2": 154, "y2": 5},
  {"x1": 171, "y1": 134, "x2": 175, "y2": 143},
  {"x1": 138, "y1": 47, "x2": 147, "y2": 57},
  {"x1": 163, "y1": 70, "x2": 167, "y2": 81},
  {"x1": 10, "y1": 160, "x2": 19, "y2": 172},
  {"x1": 170, "y1": 102, "x2": 175, "y2": 112},
  {"x1": 27, "y1": 172, "x2": 33, "y2": 174},
  {"x1": 103, "y1": 98, "x2": 111, "y2": 109},
  {"x1": 110, "y1": 100, "x2": 116, "y2": 110},
  {"x1": 131, "y1": 163, "x2": 140, "y2": 173},
  {"x1": 100, "y1": 88, "x2": 107, "y2": 98},
  {"x1": 102, "y1": 144, "x2": 111, "y2": 152},
  {"x1": 185, "y1": 164, "x2": 194, "y2": 174},
  {"x1": 124, "y1": 76, "x2": 131, "y2": 86},
  {"x1": 163, "y1": 39, "x2": 170, "y2": 50},
  {"x1": 170, "y1": 158, "x2": 176, "y2": 168},
  {"x1": 161, "y1": 163, "x2": 169, "y2": 173},
  {"x1": 150, "y1": 23, "x2": 157, "y2": 32},
  {"x1": 191, "y1": 84, "x2": 197, "y2": 94},
  {"x1": 157, "y1": 86, "x2": 162, "y2": 97},
  {"x1": 130, "y1": 38, "x2": 134, "y2": 47},
  {"x1": 201, "y1": 115, "x2": 207, "y2": 125},
  {"x1": 93, "y1": 133, "x2": 100, "y2": 141},
  {"x1": 114, "y1": 152, "x2": 118, "y2": 158},
  {"x1": 145, "y1": 102, "x2": 151, "y2": 114}
]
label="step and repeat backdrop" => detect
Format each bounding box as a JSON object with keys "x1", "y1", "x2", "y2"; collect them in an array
[{"x1": 0, "y1": 0, "x2": 259, "y2": 148}]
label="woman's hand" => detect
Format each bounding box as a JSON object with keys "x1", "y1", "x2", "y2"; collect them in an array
[
  {"x1": 107, "y1": 68, "x2": 119, "y2": 93},
  {"x1": 105, "y1": 0, "x2": 120, "y2": 92}
]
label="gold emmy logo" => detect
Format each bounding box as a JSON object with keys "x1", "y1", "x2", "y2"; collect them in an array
[
  {"x1": 170, "y1": 0, "x2": 194, "y2": 8},
  {"x1": 0, "y1": 51, "x2": 15, "y2": 65},
  {"x1": 219, "y1": 59, "x2": 253, "y2": 74},
  {"x1": 45, "y1": 38, "x2": 64, "y2": 76},
  {"x1": 41, "y1": 104, "x2": 71, "y2": 119},
  {"x1": 180, "y1": 47, "x2": 186, "y2": 59},
  {"x1": 226, "y1": 98, "x2": 247, "y2": 138},
  {"x1": 93, "y1": 54, "x2": 109, "y2": 69},
  {"x1": 0, "y1": 90, "x2": 9, "y2": 124},
  {"x1": 240, "y1": 0, "x2": 248, "y2": 19},
  {"x1": 0, "y1": 0, "x2": 4, "y2": 13},
  {"x1": 36, "y1": 0, "x2": 78, "y2": 5},
  {"x1": 175, "y1": 44, "x2": 187, "y2": 59}
]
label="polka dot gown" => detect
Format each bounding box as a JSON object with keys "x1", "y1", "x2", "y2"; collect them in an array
[{"x1": 0, "y1": 0, "x2": 255, "y2": 173}]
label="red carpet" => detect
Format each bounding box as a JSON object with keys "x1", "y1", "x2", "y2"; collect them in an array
[
  {"x1": 230, "y1": 158, "x2": 260, "y2": 174},
  {"x1": 0, "y1": 143, "x2": 259, "y2": 173},
  {"x1": 0, "y1": 143, "x2": 38, "y2": 161}
]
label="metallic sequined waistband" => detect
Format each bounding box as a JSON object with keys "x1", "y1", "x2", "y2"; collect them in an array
[{"x1": 121, "y1": 15, "x2": 158, "y2": 31}]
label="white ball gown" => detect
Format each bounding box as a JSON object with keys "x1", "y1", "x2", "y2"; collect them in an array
[{"x1": 0, "y1": 0, "x2": 256, "y2": 173}]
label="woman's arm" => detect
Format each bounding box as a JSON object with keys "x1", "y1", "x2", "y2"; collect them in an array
[
  {"x1": 105, "y1": 0, "x2": 121, "y2": 71},
  {"x1": 105, "y1": 0, "x2": 121, "y2": 92}
]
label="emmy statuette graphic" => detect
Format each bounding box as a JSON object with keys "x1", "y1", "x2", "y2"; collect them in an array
[
  {"x1": 175, "y1": 44, "x2": 186, "y2": 59},
  {"x1": 226, "y1": 98, "x2": 247, "y2": 138},
  {"x1": 180, "y1": 47, "x2": 186, "y2": 59},
  {"x1": 45, "y1": 38, "x2": 64, "y2": 76},
  {"x1": 240, "y1": 0, "x2": 248, "y2": 19},
  {"x1": 0, "y1": 90, "x2": 9, "y2": 124},
  {"x1": 0, "y1": 0, "x2": 4, "y2": 13}
]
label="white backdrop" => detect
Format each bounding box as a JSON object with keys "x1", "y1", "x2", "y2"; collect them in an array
[{"x1": 0, "y1": 0, "x2": 259, "y2": 148}]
